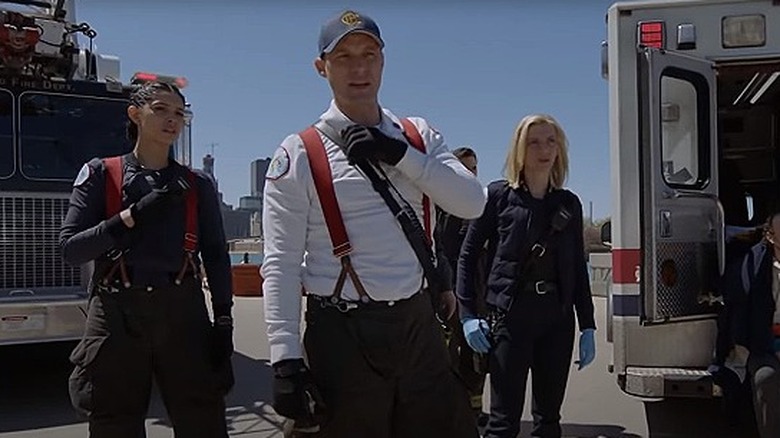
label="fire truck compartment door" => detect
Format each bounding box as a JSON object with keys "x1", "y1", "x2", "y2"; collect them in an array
[{"x1": 638, "y1": 47, "x2": 722, "y2": 323}]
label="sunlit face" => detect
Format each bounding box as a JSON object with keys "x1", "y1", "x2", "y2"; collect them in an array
[
  {"x1": 315, "y1": 32, "x2": 384, "y2": 106},
  {"x1": 460, "y1": 155, "x2": 478, "y2": 176},
  {"x1": 524, "y1": 123, "x2": 559, "y2": 175},
  {"x1": 129, "y1": 90, "x2": 185, "y2": 146}
]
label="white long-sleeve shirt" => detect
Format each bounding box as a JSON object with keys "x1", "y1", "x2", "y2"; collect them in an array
[{"x1": 262, "y1": 101, "x2": 486, "y2": 363}]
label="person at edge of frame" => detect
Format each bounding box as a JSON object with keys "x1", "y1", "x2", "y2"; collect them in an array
[
  {"x1": 434, "y1": 146, "x2": 489, "y2": 427},
  {"x1": 713, "y1": 208, "x2": 780, "y2": 438},
  {"x1": 457, "y1": 114, "x2": 597, "y2": 438},
  {"x1": 59, "y1": 81, "x2": 234, "y2": 438},
  {"x1": 262, "y1": 9, "x2": 486, "y2": 438}
]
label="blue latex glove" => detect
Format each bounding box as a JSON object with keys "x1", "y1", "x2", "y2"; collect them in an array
[
  {"x1": 773, "y1": 338, "x2": 780, "y2": 353},
  {"x1": 578, "y1": 328, "x2": 596, "y2": 370},
  {"x1": 462, "y1": 318, "x2": 491, "y2": 354}
]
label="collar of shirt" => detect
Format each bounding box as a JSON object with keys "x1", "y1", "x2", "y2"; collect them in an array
[
  {"x1": 320, "y1": 99, "x2": 407, "y2": 141},
  {"x1": 122, "y1": 152, "x2": 186, "y2": 191},
  {"x1": 519, "y1": 179, "x2": 554, "y2": 195},
  {"x1": 517, "y1": 181, "x2": 556, "y2": 208}
]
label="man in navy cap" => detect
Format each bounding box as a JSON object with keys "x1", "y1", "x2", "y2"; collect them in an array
[{"x1": 263, "y1": 9, "x2": 484, "y2": 438}]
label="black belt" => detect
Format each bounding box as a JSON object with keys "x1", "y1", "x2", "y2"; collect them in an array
[
  {"x1": 97, "y1": 271, "x2": 199, "y2": 294},
  {"x1": 523, "y1": 280, "x2": 557, "y2": 295},
  {"x1": 307, "y1": 291, "x2": 423, "y2": 313}
]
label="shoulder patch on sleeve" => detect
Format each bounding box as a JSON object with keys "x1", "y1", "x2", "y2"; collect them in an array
[
  {"x1": 73, "y1": 163, "x2": 92, "y2": 187},
  {"x1": 266, "y1": 146, "x2": 291, "y2": 180}
]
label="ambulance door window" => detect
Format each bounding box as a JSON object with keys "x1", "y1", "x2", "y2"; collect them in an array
[{"x1": 660, "y1": 75, "x2": 701, "y2": 186}]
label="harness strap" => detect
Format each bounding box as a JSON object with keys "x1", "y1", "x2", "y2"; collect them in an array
[
  {"x1": 301, "y1": 126, "x2": 361, "y2": 300},
  {"x1": 101, "y1": 155, "x2": 200, "y2": 287},
  {"x1": 300, "y1": 127, "x2": 352, "y2": 258},
  {"x1": 103, "y1": 156, "x2": 130, "y2": 287},
  {"x1": 104, "y1": 156, "x2": 123, "y2": 217},
  {"x1": 300, "y1": 118, "x2": 430, "y2": 300},
  {"x1": 342, "y1": 256, "x2": 370, "y2": 301},
  {"x1": 176, "y1": 170, "x2": 200, "y2": 284},
  {"x1": 183, "y1": 170, "x2": 198, "y2": 253},
  {"x1": 328, "y1": 255, "x2": 370, "y2": 301}
]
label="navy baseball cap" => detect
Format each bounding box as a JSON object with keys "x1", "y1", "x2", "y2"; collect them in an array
[{"x1": 318, "y1": 10, "x2": 384, "y2": 56}]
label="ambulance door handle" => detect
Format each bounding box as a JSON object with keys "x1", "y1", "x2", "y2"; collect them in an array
[{"x1": 660, "y1": 210, "x2": 672, "y2": 238}]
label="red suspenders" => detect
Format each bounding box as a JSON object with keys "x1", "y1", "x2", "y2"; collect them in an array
[
  {"x1": 298, "y1": 128, "x2": 353, "y2": 259},
  {"x1": 299, "y1": 119, "x2": 430, "y2": 300},
  {"x1": 104, "y1": 156, "x2": 124, "y2": 218},
  {"x1": 102, "y1": 156, "x2": 199, "y2": 287}
]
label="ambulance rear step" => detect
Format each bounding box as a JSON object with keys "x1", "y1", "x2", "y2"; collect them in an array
[{"x1": 621, "y1": 366, "x2": 721, "y2": 399}]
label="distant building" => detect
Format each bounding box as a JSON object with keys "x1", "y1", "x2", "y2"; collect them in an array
[
  {"x1": 199, "y1": 152, "x2": 245, "y2": 239},
  {"x1": 249, "y1": 211, "x2": 262, "y2": 238},
  {"x1": 198, "y1": 154, "x2": 271, "y2": 240},
  {"x1": 202, "y1": 153, "x2": 225, "y2": 204},
  {"x1": 251, "y1": 158, "x2": 271, "y2": 197},
  {"x1": 222, "y1": 209, "x2": 252, "y2": 241},
  {"x1": 203, "y1": 153, "x2": 215, "y2": 181},
  {"x1": 238, "y1": 195, "x2": 263, "y2": 238},
  {"x1": 239, "y1": 195, "x2": 262, "y2": 211}
]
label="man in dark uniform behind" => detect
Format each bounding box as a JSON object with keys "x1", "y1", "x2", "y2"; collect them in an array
[{"x1": 435, "y1": 146, "x2": 489, "y2": 425}]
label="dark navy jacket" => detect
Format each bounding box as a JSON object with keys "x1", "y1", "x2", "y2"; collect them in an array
[
  {"x1": 59, "y1": 153, "x2": 233, "y2": 313},
  {"x1": 434, "y1": 207, "x2": 468, "y2": 292},
  {"x1": 456, "y1": 180, "x2": 596, "y2": 331},
  {"x1": 725, "y1": 242, "x2": 777, "y2": 356}
]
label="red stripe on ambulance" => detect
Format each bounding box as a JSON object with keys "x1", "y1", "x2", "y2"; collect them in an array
[{"x1": 612, "y1": 249, "x2": 640, "y2": 284}]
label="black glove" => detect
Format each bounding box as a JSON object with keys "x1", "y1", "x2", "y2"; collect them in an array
[
  {"x1": 211, "y1": 315, "x2": 234, "y2": 367},
  {"x1": 211, "y1": 314, "x2": 234, "y2": 394},
  {"x1": 129, "y1": 175, "x2": 190, "y2": 226},
  {"x1": 341, "y1": 125, "x2": 408, "y2": 166},
  {"x1": 272, "y1": 358, "x2": 326, "y2": 423},
  {"x1": 103, "y1": 213, "x2": 140, "y2": 249}
]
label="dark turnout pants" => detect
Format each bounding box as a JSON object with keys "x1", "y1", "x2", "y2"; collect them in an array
[
  {"x1": 303, "y1": 292, "x2": 478, "y2": 438},
  {"x1": 446, "y1": 313, "x2": 488, "y2": 412},
  {"x1": 486, "y1": 290, "x2": 575, "y2": 438},
  {"x1": 68, "y1": 277, "x2": 228, "y2": 438}
]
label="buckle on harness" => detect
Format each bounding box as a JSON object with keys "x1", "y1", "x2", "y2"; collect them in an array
[
  {"x1": 531, "y1": 243, "x2": 546, "y2": 258},
  {"x1": 96, "y1": 282, "x2": 120, "y2": 294},
  {"x1": 534, "y1": 280, "x2": 548, "y2": 295},
  {"x1": 328, "y1": 296, "x2": 358, "y2": 313},
  {"x1": 106, "y1": 248, "x2": 123, "y2": 261},
  {"x1": 311, "y1": 295, "x2": 359, "y2": 313}
]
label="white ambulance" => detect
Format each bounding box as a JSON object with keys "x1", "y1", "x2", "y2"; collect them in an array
[{"x1": 604, "y1": 0, "x2": 779, "y2": 435}]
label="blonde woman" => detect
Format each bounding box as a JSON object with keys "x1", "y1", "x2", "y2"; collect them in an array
[{"x1": 456, "y1": 114, "x2": 596, "y2": 438}]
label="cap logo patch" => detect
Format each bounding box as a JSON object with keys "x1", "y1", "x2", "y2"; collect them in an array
[{"x1": 340, "y1": 11, "x2": 361, "y2": 27}]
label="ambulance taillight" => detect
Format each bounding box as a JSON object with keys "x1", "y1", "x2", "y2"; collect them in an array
[{"x1": 637, "y1": 21, "x2": 665, "y2": 49}]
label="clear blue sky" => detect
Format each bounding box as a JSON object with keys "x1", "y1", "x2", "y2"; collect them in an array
[{"x1": 79, "y1": 0, "x2": 615, "y2": 220}]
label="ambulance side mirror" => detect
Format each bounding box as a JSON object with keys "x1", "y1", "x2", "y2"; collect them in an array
[{"x1": 600, "y1": 221, "x2": 612, "y2": 247}]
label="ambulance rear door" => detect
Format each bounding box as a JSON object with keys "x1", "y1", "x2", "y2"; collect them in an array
[{"x1": 638, "y1": 47, "x2": 722, "y2": 325}]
